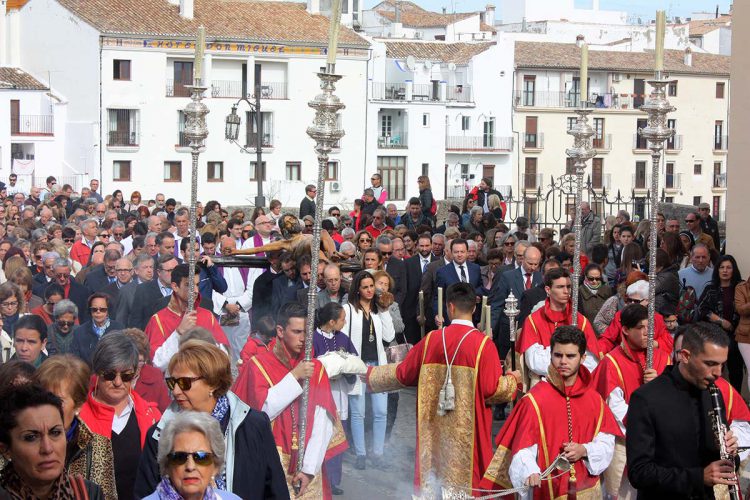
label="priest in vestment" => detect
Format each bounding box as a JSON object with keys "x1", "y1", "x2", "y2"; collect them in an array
[
  {"x1": 367, "y1": 282, "x2": 520, "y2": 497},
  {"x1": 590, "y1": 304, "x2": 671, "y2": 498},
  {"x1": 481, "y1": 326, "x2": 621, "y2": 499},
  {"x1": 232, "y1": 302, "x2": 347, "y2": 499},
  {"x1": 518, "y1": 268, "x2": 601, "y2": 384},
  {"x1": 143, "y1": 263, "x2": 230, "y2": 370}
]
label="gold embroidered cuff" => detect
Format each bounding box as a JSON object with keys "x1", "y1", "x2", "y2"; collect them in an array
[
  {"x1": 486, "y1": 374, "x2": 517, "y2": 404},
  {"x1": 368, "y1": 363, "x2": 404, "y2": 393}
]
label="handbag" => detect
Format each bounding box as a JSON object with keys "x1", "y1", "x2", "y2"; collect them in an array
[{"x1": 386, "y1": 328, "x2": 413, "y2": 364}]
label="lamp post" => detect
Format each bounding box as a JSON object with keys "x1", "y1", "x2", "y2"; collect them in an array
[{"x1": 224, "y1": 77, "x2": 265, "y2": 209}]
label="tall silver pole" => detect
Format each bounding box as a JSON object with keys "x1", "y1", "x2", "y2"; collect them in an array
[
  {"x1": 565, "y1": 108, "x2": 595, "y2": 325},
  {"x1": 639, "y1": 72, "x2": 674, "y2": 369},
  {"x1": 182, "y1": 80, "x2": 209, "y2": 313}
]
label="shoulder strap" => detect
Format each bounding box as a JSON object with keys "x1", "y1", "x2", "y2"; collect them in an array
[{"x1": 70, "y1": 475, "x2": 90, "y2": 500}]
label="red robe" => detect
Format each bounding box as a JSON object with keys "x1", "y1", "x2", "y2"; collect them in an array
[
  {"x1": 481, "y1": 367, "x2": 622, "y2": 498},
  {"x1": 598, "y1": 310, "x2": 673, "y2": 356},
  {"x1": 517, "y1": 300, "x2": 601, "y2": 358},
  {"x1": 143, "y1": 299, "x2": 229, "y2": 356},
  {"x1": 715, "y1": 376, "x2": 750, "y2": 424},
  {"x1": 232, "y1": 341, "x2": 347, "y2": 500},
  {"x1": 366, "y1": 323, "x2": 517, "y2": 496}
]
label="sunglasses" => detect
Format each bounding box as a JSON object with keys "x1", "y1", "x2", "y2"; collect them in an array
[
  {"x1": 100, "y1": 370, "x2": 136, "y2": 382},
  {"x1": 56, "y1": 320, "x2": 74, "y2": 327},
  {"x1": 624, "y1": 298, "x2": 645, "y2": 304},
  {"x1": 89, "y1": 307, "x2": 108, "y2": 313},
  {"x1": 98, "y1": 234, "x2": 111, "y2": 238},
  {"x1": 586, "y1": 276, "x2": 602, "y2": 282},
  {"x1": 504, "y1": 241, "x2": 515, "y2": 246},
  {"x1": 381, "y1": 251, "x2": 392, "y2": 257},
  {"x1": 165, "y1": 376, "x2": 203, "y2": 391},
  {"x1": 167, "y1": 451, "x2": 214, "y2": 467},
  {"x1": 63, "y1": 238, "x2": 75, "y2": 243}
]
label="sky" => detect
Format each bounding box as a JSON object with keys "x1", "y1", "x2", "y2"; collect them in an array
[{"x1": 364, "y1": 0, "x2": 734, "y2": 21}]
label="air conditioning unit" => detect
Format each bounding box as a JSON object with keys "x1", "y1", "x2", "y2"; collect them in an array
[
  {"x1": 330, "y1": 181, "x2": 342, "y2": 192},
  {"x1": 612, "y1": 73, "x2": 621, "y2": 82}
]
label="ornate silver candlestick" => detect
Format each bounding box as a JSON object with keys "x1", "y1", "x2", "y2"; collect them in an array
[
  {"x1": 565, "y1": 108, "x2": 596, "y2": 325},
  {"x1": 639, "y1": 73, "x2": 674, "y2": 369},
  {"x1": 295, "y1": 64, "x2": 345, "y2": 478},
  {"x1": 182, "y1": 82, "x2": 209, "y2": 312},
  {"x1": 505, "y1": 291, "x2": 519, "y2": 371}
]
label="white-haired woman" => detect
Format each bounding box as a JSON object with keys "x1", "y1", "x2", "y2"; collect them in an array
[{"x1": 143, "y1": 411, "x2": 241, "y2": 499}]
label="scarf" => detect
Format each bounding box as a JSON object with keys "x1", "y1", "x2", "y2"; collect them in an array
[
  {"x1": 540, "y1": 299, "x2": 571, "y2": 327},
  {"x1": 584, "y1": 281, "x2": 601, "y2": 292},
  {"x1": 155, "y1": 476, "x2": 220, "y2": 500},
  {"x1": 92, "y1": 318, "x2": 110, "y2": 339},
  {"x1": 209, "y1": 395, "x2": 230, "y2": 490},
  {"x1": 0, "y1": 463, "x2": 76, "y2": 500},
  {"x1": 66, "y1": 416, "x2": 79, "y2": 442}
]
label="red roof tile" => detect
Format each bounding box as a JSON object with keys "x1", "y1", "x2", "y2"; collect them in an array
[{"x1": 0, "y1": 68, "x2": 48, "y2": 90}]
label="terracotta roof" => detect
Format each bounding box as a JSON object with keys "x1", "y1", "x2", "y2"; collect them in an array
[
  {"x1": 514, "y1": 41, "x2": 730, "y2": 76},
  {"x1": 0, "y1": 68, "x2": 48, "y2": 90},
  {"x1": 480, "y1": 22, "x2": 496, "y2": 33},
  {"x1": 688, "y1": 15, "x2": 731, "y2": 36},
  {"x1": 6, "y1": 0, "x2": 29, "y2": 12},
  {"x1": 375, "y1": 0, "x2": 475, "y2": 28},
  {"x1": 384, "y1": 41, "x2": 494, "y2": 64},
  {"x1": 56, "y1": 0, "x2": 368, "y2": 46}
]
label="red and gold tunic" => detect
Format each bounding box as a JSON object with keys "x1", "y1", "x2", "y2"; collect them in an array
[{"x1": 517, "y1": 300, "x2": 601, "y2": 358}]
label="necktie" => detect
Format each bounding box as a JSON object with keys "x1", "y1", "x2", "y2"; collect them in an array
[
  {"x1": 459, "y1": 265, "x2": 467, "y2": 283},
  {"x1": 422, "y1": 259, "x2": 428, "y2": 273},
  {"x1": 525, "y1": 273, "x2": 532, "y2": 290},
  {"x1": 108, "y1": 276, "x2": 116, "y2": 283}
]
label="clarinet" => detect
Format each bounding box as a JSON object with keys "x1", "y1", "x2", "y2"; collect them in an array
[{"x1": 708, "y1": 381, "x2": 741, "y2": 500}]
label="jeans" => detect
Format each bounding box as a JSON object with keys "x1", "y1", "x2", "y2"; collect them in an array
[{"x1": 349, "y1": 361, "x2": 387, "y2": 457}]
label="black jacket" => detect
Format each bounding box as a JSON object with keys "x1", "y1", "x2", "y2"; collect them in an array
[
  {"x1": 131, "y1": 280, "x2": 168, "y2": 330},
  {"x1": 299, "y1": 197, "x2": 316, "y2": 219},
  {"x1": 70, "y1": 319, "x2": 125, "y2": 365},
  {"x1": 252, "y1": 270, "x2": 283, "y2": 328},
  {"x1": 384, "y1": 256, "x2": 407, "y2": 307},
  {"x1": 700, "y1": 215, "x2": 721, "y2": 252},
  {"x1": 83, "y1": 264, "x2": 112, "y2": 293},
  {"x1": 419, "y1": 188, "x2": 434, "y2": 220},
  {"x1": 65, "y1": 280, "x2": 93, "y2": 323},
  {"x1": 32, "y1": 272, "x2": 51, "y2": 297}
]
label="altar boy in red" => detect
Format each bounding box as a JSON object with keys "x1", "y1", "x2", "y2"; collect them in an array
[
  {"x1": 367, "y1": 282, "x2": 520, "y2": 497},
  {"x1": 591, "y1": 304, "x2": 671, "y2": 498},
  {"x1": 517, "y1": 267, "x2": 602, "y2": 382},
  {"x1": 482, "y1": 326, "x2": 621, "y2": 499},
  {"x1": 232, "y1": 302, "x2": 347, "y2": 499}
]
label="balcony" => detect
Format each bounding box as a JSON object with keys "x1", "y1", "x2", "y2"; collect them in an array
[
  {"x1": 372, "y1": 83, "x2": 407, "y2": 101},
  {"x1": 107, "y1": 131, "x2": 139, "y2": 147},
  {"x1": 713, "y1": 173, "x2": 727, "y2": 190},
  {"x1": 665, "y1": 173, "x2": 682, "y2": 191},
  {"x1": 522, "y1": 173, "x2": 544, "y2": 190},
  {"x1": 378, "y1": 133, "x2": 408, "y2": 149},
  {"x1": 446, "y1": 85, "x2": 472, "y2": 103},
  {"x1": 522, "y1": 132, "x2": 544, "y2": 152},
  {"x1": 633, "y1": 134, "x2": 650, "y2": 152},
  {"x1": 411, "y1": 83, "x2": 438, "y2": 101},
  {"x1": 446, "y1": 135, "x2": 512, "y2": 152},
  {"x1": 10, "y1": 115, "x2": 54, "y2": 136},
  {"x1": 165, "y1": 79, "x2": 192, "y2": 97},
  {"x1": 514, "y1": 91, "x2": 636, "y2": 110},
  {"x1": 593, "y1": 134, "x2": 612, "y2": 152},
  {"x1": 666, "y1": 134, "x2": 683, "y2": 153},
  {"x1": 371, "y1": 82, "x2": 473, "y2": 103},
  {"x1": 714, "y1": 135, "x2": 729, "y2": 153}
]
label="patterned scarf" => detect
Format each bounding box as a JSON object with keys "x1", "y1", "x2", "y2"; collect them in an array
[
  {"x1": 155, "y1": 476, "x2": 220, "y2": 500},
  {"x1": 92, "y1": 318, "x2": 110, "y2": 338},
  {"x1": 0, "y1": 463, "x2": 76, "y2": 500},
  {"x1": 209, "y1": 395, "x2": 230, "y2": 490}
]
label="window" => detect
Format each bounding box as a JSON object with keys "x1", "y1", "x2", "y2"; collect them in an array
[
  {"x1": 592, "y1": 158, "x2": 603, "y2": 188},
  {"x1": 522, "y1": 76, "x2": 536, "y2": 106},
  {"x1": 714, "y1": 120, "x2": 724, "y2": 150},
  {"x1": 246, "y1": 111, "x2": 273, "y2": 148},
  {"x1": 107, "y1": 109, "x2": 139, "y2": 146},
  {"x1": 635, "y1": 119, "x2": 648, "y2": 149},
  {"x1": 250, "y1": 161, "x2": 267, "y2": 181},
  {"x1": 377, "y1": 156, "x2": 406, "y2": 201},
  {"x1": 325, "y1": 161, "x2": 338, "y2": 181},
  {"x1": 524, "y1": 116, "x2": 538, "y2": 148},
  {"x1": 380, "y1": 114, "x2": 392, "y2": 137},
  {"x1": 565, "y1": 158, "x2": 575, "y2": 175},
  {"x1": 164, "y1": 161, "x2": 182, "y2": 182},
  {"x1": 524, "y1": 158, "x2": 538, "y2": 189},
  {"x1": 483, "y1": 118, "x2": 495, "y2": 148},
  {"x1": 665, "y1": 196, "x2": 674, "y2": 203},
  {"x1": 422, "y1": 163, "x2": 429, "y2": 176},
  {"x1": 714, "y1": 161, "x2": 724, "y2": 188},
  {"x1": 693, "y1": 196, "x2": 702, "y2": 206},
  {"x1": 666, "y1": 119, "x2": 677, "y2": 149},
  {"x1": 635, "y1": 161, "x2": 646, "y2": 189},
  {"x1": 593, "y1": 118, "x2": 605, "y2": 148},
  {"x1": 207, "y1": 162, "x2": 223, "y2": 182},
  {"x1": 173, "y1": 61, "x2": 193, "y2": 97},
  {"x1": 668, "y1": 81, "x2": 677, "y2": 97},
  {"x1": 713, "y1": 196, "x2": 721, "y2": 219},
  {"x1": 694, "y1": 162, "x2": 702, "y2": 175},
  {"x1": 177, "y1": 111, "x2": 188, "y2": 147},
  {"x1": 286, "y1": 162, "x2": 301, "y2": 181},
  {"x1": 342, "y1": 0, "x2": 348, "y2": 13},
  {"x1": 566, "y1": 117, "x2": 576, "y2": 131},
  {"x1": 665, "y1": 162, "x2": 676, "y2": 189},
  {"x1": 113, "y1": 60, "x2": 131, "y2": 81},
  {"x1": 716, "y1": 82, "x2": 725, "y2": 99},
  {"x1": 422, "y1": 113, "x2": 430, "y2": 127},
  {"x1": 482, "y1": 165, "x2": 494, "y2": 183},
  {"x1": 461, "y1": 116, "x2": 470, "y2": 131},
  {"x1": 113, "y1": 161, "x2": 131, "y2": 182}
]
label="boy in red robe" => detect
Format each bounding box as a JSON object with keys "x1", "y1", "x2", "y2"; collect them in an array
[
  {"x1": 367, "y1": 282, "x2": 520, "y2": 497},
  {"x1": 232, "y1": 302, "x2": 347, "y2": 499},
  {"x1": 482, "y1": 325, "x2": 622, "y2": 498},
  {"x1": 518, "y1": 267, "x2": 601, "y2": 383},
  {"x1": 144, "y1": 263, "x2": 230, "y2": 370},
  {"x1": 591, "y1": 303, "x2": 671, "y2": 498}
]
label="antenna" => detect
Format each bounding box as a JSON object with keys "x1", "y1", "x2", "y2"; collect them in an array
[
  {"x1": 405, "y1": 55, "x2": 416, "y2": 70},
  {"x1": 424, "y1": 60, "x2": 433, "y2": 70},
  {"x1": 448, "y1": 62, "x2": 456, "y2": 71}
]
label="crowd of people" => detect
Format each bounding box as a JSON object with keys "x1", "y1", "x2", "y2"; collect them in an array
[{"x1": 0, "y1": 171, "x2": 744, "y2": 499}]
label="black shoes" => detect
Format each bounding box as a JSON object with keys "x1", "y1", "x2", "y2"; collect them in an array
[
  {"x1": 354, "y1": 455, "x2": 366, "y2": 470},
  {"x1": 331, "y1": 485, "x2": 344, "y2": 495}
]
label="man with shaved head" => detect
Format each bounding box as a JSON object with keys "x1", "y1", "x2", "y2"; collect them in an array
[
  {"x1": 238, "y1": 212, "x2": 275, "y2": 312},
  {"x1": 101, "y1": 257, "x2": 134, "y2": 321},
  {"x1": 490, "y1": 245, "x2": 543, "y2": 359}
]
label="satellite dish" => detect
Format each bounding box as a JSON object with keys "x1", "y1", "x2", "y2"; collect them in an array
[
  {"x1": 432, "y1": 63, "x2": 441, "y2": 71},
  {"x1": 405, "y1": 56, "x2": 416, "y2": 70},
  {"x1": 424, "y1": 60, "x2": 433, "y2": 69},
  {"x1": 448, "y1": 62, "x2": 456, "y2": 71}
]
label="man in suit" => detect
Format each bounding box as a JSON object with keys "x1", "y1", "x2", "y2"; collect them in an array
[
  {"x1": 377, "y1": 236, "x2": 407, "y2": 307},
  {"x1": 421, "y1": 238, "x2": 454, "y2": 334},
  {"x1": 433, "y1": 239, "x2": 483, "y2": 324},
  {"x1": 84, "y1": 249, "x2": 122, "y2": 293},
  {"x1": 130, "y1": 254, "x2": 178, "y2": 329},
  {"x1": 489, "y1": 245, "x2": 543, "y2": 359},
  {"x1": 299, "y1": 184, "x2": 317, "y2": 219},
  {"x1": 50, "y1": 258, "x2": 92, "y2": 323},
  {"x1": 250, "y1": 249, "x2": 284, "y2": 330},
  {"x1": 33, "y1": 251, "x2": 59, "y2": 297},
  {"x1": 271, "y1": 254, "x2": 303, "y2": 319},
  {"x1": 101, "y1": 257, "x2": 133, "y2": 319},
  {"x1": 115, "y1": 253, "x2": 154, "y2": 324},
  {"x1": 404, "y1": 234, "x2": 437, "y2": 344},
  {"x1": 517, "y1": 258, "x2": 561, "y2": 327}
]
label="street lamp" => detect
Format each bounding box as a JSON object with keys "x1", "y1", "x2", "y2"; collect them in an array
[{"x1": 224, "y1": 81, "x2": 265, "y2": 208}]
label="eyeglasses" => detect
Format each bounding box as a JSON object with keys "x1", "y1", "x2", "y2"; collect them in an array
[
  {"x1": 113, "y1": 232, "x2": 124, "y2": 239},
  {"x1": 685, "y1": 219, "x2": 696, "y2": 223},
  {"x1": 100, "y1": 370, "x2": 136, "y2": 382},
  {"x1": 0, "y1": 301, "x2": 18, "y2": 308},
  {"x1": 381, "y1": 251, "x2": 392, "y2": 257},
  {"x1": 305, "y1": 223, "x2": 313, "y2": 228},
  {"x1": 624, "y1": 298, "x2": 645, "y2": 304},
  {"x1": 586, "y1": 276, "x2": 602, "y2": 282},
  {"x1": 56, "y1": 320, "x2": 74, "y2": 327},
  {"x1": 116, "y1": 268, "x2": 133, "y2": 273},
  {"x1": 34, "y1": 254, "x2": 44, "y2": 260},
  {"x1": 95, "y1": 210, "x2": 105, "y2": 214},
  {"x1": 331, "y1": 212, "x2": 340, "y2": 217},
  {"x1": 167, "y1": 451, "x2": 214, "y2": 467},
  {"x1": 63, "y1": 238, "x2": 75, "y2": 243},
  {"x1": 89, "y1": 307, "x2": 108, "y2": 313},
  {"x1": 98, "y1": 233, "x2": 110, "y2": 238},
  {"x1": 165, "y1": 376, "x2": 203, "y2": 391},
  {"x1": 504, "y1": 241, "x2": 515, "y2": 246},
  {"x1": 360, "y1": 238, "x2": 372, "y2": 243}
]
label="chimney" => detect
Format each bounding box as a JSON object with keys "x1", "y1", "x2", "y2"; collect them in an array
[
  {"x1": 715, "y1": 4, "x2": 719, "y2": 18},
  {"x1": 576, "y1": 34, "x2": 585, "y2": 48},
  {"x1": 684, "y1": 47, "x2": 692, "y2": 66},
  {"x1": 179, "y1": 0, "x2": 194, "y2": 19},
  {"x1": 442, "y1": 7, "x2": 446, "y2": 14},
  {"x1": 485, "y1": 4, "x2": 495, "y2": 26},
  {"x1": 395, "y1": 2, "x2": 401, "y2": 23}
]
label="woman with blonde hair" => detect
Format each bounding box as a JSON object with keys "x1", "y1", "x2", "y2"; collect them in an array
[
  {"x1": 8, "y1": 266, "x2": 42, "y2": 311},
  {"x1": 49, "y1": 237, "x2": 83, "y2": 275},
  {"x1": 487, "y1": 193, "x2": 504, "y2": 221}
]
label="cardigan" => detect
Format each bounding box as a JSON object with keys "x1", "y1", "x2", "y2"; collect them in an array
[{"x1": 343, "y1": 302, "x2": 395, "y2": 366}]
